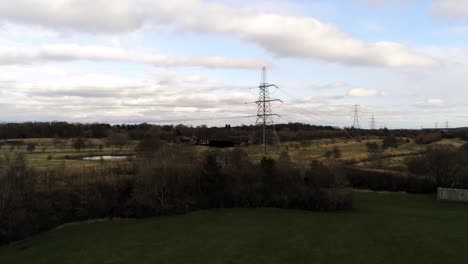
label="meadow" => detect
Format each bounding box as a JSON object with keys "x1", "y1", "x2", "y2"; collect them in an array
[
  {"x1": 0, "y1": 138, "x2": 137, "y2": 168},
  {"x1": 1, "y1": 192, "x2": 467, "y2": 264},
  {"x1": 1, "y1": 136, "x2": 464, "y2": 171}
]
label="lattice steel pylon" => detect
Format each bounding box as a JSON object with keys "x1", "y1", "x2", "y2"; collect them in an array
[
  {"x1": 255, "y1": 67, "x2": 282, "y2": 157},
  {"x1": 352, "y1": 104, "x2": 360, "y2": 129},
  {"x1": 369, "y1": 114, "x2": 376, "y2": 130}
]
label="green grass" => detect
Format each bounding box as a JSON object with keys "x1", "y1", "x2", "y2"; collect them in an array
[
  {"x1": 0, "y1": 138, "x2": 137, "y2": 168},
  {"x1": 1, "y1": 192, "x2": 468, "y2": 264}
]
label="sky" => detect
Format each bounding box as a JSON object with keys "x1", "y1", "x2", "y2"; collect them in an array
[{"x1": 1, "y1": 0, "x2": 468, "y2": 128}]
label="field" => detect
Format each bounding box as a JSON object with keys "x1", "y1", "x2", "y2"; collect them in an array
[
  {"x1": 1, "y1": 137, "x2": 465, "y2": 171},
  {"x1": 1, "y1": 192, "x2": 468, "y2": 264},
  {"x1": 0, "y1": 138, "x2": 137, "y2": 168},
  {"x1": 195, "y1": 137, "x2": 463, "y2": 170}
]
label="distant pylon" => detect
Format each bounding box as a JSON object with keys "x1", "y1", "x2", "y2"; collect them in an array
[
  {"x1": 255, "y1": 67, "x2": 282, "y2": 157},
  {"x1": 352, "y1": 104, "x2": 360, "y2": 129},
  {"x1": 446, "y1": 120, "x2": 449, "y2": 130},
  {"x1": 369, "y1": 114, "x2": 376, "y2": 130}
]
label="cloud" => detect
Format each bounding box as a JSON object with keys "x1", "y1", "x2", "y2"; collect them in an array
[
  {"x1": 0, "y1": 68, "x2": 257, "y2": 124},
  {"x1": 0, "y1": 0, "x2": 436, "y2": 67},
  {"x1": 416, "y1": 98, "x2": 446, "y2": 108},
  {"x1": 0, "y1": 0, "x2": 143, "y2": 33},
  {"x1": 308, "y1": 81, "x2": 349, "y2": 89},
  {"x1": 347, "y1": 88, "x2": 383, "y2": 97},
  {"x1": 148, "y1": 0, "x2": 435, "y2": 67},
  {"x1": 355, "y1": 0, "x2": 413, "y2": 7},
  {"x1": 0, "y1": 44, "x2": 267, "y2": 69},
  {"x1": 430, "y1": 0, "x2": 468, "y2": 19}
]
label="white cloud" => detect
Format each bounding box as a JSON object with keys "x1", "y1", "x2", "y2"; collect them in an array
[
  {"x1": 0, "y1": 67, "x2": 257, "y2": 124},
  {"x1": 308, "y1": 81, "x2": 349, "y2": 89},
  {"x1": 148, "y1": 0, "x2": 435, "y2": 67},
  {"x1": 416, "y1": 98, "x2": 445, "y2": 108},
  {"x1": 0, "y1": 44, "x2": 267, "y2": 69},
  {"x1": 356, "y1": 0, "x2": 413, "y2": 7},
  {"x1": 0, "y1": 0, "x2": 142, "y2": 33},
  {"x1": 0, "y1": 0, "x2": 436, "y2": 67},
  {"x1": 430, "y1": 0, "x2": 468, "y2": 19},
  {"x1": 347, "y1": 88, "x2": 383, "y2": 97}
]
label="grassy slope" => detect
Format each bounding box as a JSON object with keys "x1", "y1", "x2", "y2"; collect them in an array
[{"x1": 1, "y1": 192, "x2": 468, "y2": 264}]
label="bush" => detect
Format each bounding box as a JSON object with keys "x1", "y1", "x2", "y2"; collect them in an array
[
  {"x1": 346, "y1": 167, "x2": 435, "y2": 193},
  {"x1": 382, "y1": 136, "x2": 399, "y2": 149},
  {"x1": 72, "y1": 138, "x2": 87, "y2": 152},
  {"x1": 0, "y1": 148, "x2": 354, "y2": 245},
  {"x1": 459, "y1": 143, "x2": 468, "y2": 152},
  {"x1": 424, "y1": 147, "x2": 468, "y2": 188},
  {"x1": 366, "y1": 142, "x2": 384, "y2": 168},
  {"x1": 26, "y1": 143, "x2": 36, "y2": 153},
  {"x1": 414, "y1": 132, "x2": 442, "y2": 145},
  {"x1": 405, "y1": 156, "x2": 429, "y2": 175}
]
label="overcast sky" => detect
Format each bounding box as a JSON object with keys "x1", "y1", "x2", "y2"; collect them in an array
[{"x1": 1, "y1": 0, "x2": 468, "y2": 128}]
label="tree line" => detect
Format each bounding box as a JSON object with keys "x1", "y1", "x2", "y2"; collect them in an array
[{"x1": 2, "y1": 121, "x2": 465, "y2": 144}]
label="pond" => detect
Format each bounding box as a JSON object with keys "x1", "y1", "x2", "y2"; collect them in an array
[{"x1": 82, "y1": 156, "x2": 129, "y2": 161}]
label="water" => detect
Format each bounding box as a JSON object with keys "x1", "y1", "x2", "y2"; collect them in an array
[{"x1": 82, "y1": 155, "x2": 128, "y2": 161}]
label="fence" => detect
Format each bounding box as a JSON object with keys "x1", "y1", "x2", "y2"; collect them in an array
[{"x1": 437, "y1": 187, "x2": 468, "y2": 203}]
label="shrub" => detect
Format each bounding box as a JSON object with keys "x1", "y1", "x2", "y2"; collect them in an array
[
  {"x1": 382, "y1": 136, "x2": 399, "y2": 149},
  {"x1": 106, "y1": 132, "x2": 129, "y2": 152},
  {"x1": 405, "y1": 155, "x2": 430, "y2": 175},
  {"x1": 459, "y1": 143, "x2": 468, "y2": 152},
  {"x1": 72, "y1": 138, "x2": 87, "y2": 152},
  {"x1": 424, "y1": 147, "x2": 468, "y2": 188},
  {"x1": 366, "y1": 142, "x2": 385, "y2": 168},
  {"x1": 346, "y1": 167, "x2": 435, "y2": 193},
  {"x1": 414, "y1": 132, "x2": 442, "y2": 145},
  {"x1": 0, "y1": 148, "x2": 354, "y2": 245},
  {"x1": 26, "y1": 143, "x2": 36, "y2": 153}
]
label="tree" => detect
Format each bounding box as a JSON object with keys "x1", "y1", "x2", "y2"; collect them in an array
[
  {"x1": 425, "y1": 147, "x2": 468, "y2": 188},
  {"x1": 73, "y1": 138, "x2": 86, "y2": 152},
  {"x1": 366, "y1": 142, "x2": 384, "y2": 168},
  {"x1": 382, "y1": 135, "x2": 398, "y2": 149},
  {"x1": 305, "y1": 160, "x2": 334, "y2": 189},
  {"x1": 137, "y1": 128, "x2": 161, "y2": 156},
  {"x1": 0, "y1": 153, "x2": 32, "y2": 243},
  {"x1": 26, "y1": 143, "x2": 36, "y2": 153},
  {"x1": 107, "y1": 132, "x2": 129, "y2": 152},
  {"x1": 200, "y1": 154, "x2": 226, "y2": 207},
  {"x1": 325, "y1": 146, "x2": 342, "y2": 160}
]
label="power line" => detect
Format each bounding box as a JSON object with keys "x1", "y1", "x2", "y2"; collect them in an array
[
  {"x1": 276, "y1": 88, "x2": 344, "y2": 117},
  {"x1": 123, "y1": 115, "x2": 256, "y2": 124}
]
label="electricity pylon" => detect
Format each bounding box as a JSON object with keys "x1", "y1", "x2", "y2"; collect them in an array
[
  {"x1": 255, "y1": 67, "x2": 282, "y2": 157},
  {"x1": 369, "y1": 114, "x2": 376, "y2": 130},
  {"x1": 352, "y1": 104, "x2": 360, "y2": 129}
]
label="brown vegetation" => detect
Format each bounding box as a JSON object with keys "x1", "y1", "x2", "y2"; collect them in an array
[{"x1": 0, "y1": 145, "x2": 352, "y2": 245}]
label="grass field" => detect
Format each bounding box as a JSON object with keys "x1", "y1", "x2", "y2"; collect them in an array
[
  {"x1": 1, "y1": 192, "x2": 468, "y2": 264},
  {"x1": 0, "y1": 138, "x2": 137, "y2": 168}
]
